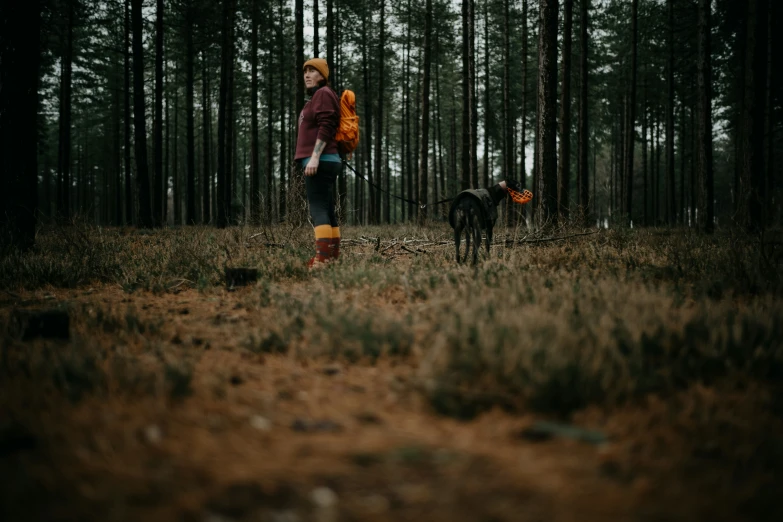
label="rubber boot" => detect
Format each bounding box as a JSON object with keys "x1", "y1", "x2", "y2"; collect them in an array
[{"x1": 329, "y1": 237, "x2": 340, "y2": 260}]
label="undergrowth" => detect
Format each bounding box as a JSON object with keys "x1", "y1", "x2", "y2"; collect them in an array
[{"x1": 1, "y1": 223, "x2": 782, "y2": 418}]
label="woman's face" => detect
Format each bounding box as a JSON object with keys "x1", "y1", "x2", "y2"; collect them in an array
[{"x1": 304, "y1": 66, "x2": 324, "y2": 89}]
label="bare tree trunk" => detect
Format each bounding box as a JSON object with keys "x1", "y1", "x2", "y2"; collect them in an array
[
  {"x1": 764, "y1": 0, "x2": 774, "y2": 223},
  {"x1": 470, "y1": 0, "x2": 479, "y2": 187},
  {"x1": 405, "y1": 0, "x2": 413, "y2": 219},
  {"x1": 217, "y1": 0, "x2": 236, "y2": 228},
  {"x1": 484, "y1": 0, "x2": 490, "y2": 190},
  {"x1": 164, "y1": 58, "x2": 170, "y2": 224},
  {"x1": 0, "y1": 0, "x2": 40, "y2": 248},
  {"x1": 558, "y1": 0, "x2": 573, "y2": 220},
  {"x1": 279, "y1": 0, "x2": 287, "y2": 221},
  {"x1": 124, "y1": 0, "x2": 132, "y2": 224},
  {"x1": 641, "y1": 71, "x2": 648, "y2": 226},
  {"x1": 313, "y1": 0, "x2": 319, "y2": 57},
  {"x1": 741, "y1": 0, "x2": 768, "y2": 230},
  {"x1": 521, "y1": 0, "x2": 529, "y2": 186},
  {"x1": 374, "y1": 0, "x2": 386, "y2": 225},
  {"x1": 173, "y1": 63, "x2": 180, "y2": 225},
  {"x1": 361, "y1": 6, "x2": 374, "y2": 223},
  {"x1": 326, "y1": 0, "x2": 334, "y2": 72},
  {"x1": 250, "y1": 0, "x2": 260, "y2": 224},
  {"x1": 295, "y1": 0, "x2": 305, "y2": 118},
  {"x1": 461, "y1": 0, "x2": 473, "y2": 190},
  {"x1": 536, "y1": 0, "x2": 559, "y2": 227},
  {"x1": 114, "y1": 30, "x2": 122, "y2": 226},
  {"x1": 665, "y1": 0, "x2": 676, "y2": 226},
  {"x1": 131, "y1": 0, "x2": 152, "y2": 228},
  {"x1": 504, "y1": 0, "x2": 515, "y2": 196},
  {"x1": 418, "y1": 0, "x2": 433, "y2": 225},
  {"x1": 265, "y1": 35, "x2": 274, "y2": 224},
  {"x1": 153, "y1": 0, "x2": 164, "y2": 227},
  {"x1": 577, "y1": 0, "x2": 589, "y2": 224},
  {"x1": 386, "y1": 105, "x2": 391, "y2": 223},
  {"x1": 624, "y1": 0, "x2": 638, "y2": 226},
  {"x1": 227, "y1": 42, "x2": 236, "y2": 225},
  {"x1": 185, "y1": 2, "x2": 196, "y2": 224},
  {"x1": 202, "y1": 50, "x2": 211, "y2": 224},
  {"x1": 58, "y1": 0, "x2": 74, "y2": 220},
  {"x1": 435, "y1": 31, "x2": 446, "y2": 204}
]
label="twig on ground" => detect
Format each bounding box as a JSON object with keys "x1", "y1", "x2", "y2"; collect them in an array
[{"x1": 506, "y1": 230, "x2": 599, "y2": 245}]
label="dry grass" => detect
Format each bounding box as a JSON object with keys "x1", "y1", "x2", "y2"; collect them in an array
[{"x1": 1, "y1": 222, "x2": 782, "y2": 522}]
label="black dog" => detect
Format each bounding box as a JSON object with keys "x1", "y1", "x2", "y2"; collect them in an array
[{"x1": 448, "y1": 180, "x2": 526, "y2": 265}]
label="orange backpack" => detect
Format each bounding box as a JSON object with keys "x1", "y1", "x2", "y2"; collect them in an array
[{"x1": 334, "y1": 89, "x2": 360, "y2": 159}]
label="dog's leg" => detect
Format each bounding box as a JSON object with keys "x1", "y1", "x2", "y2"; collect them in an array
[
  {"x1": 486, "y1": 225, "x2": 493, "y2": 258},
  {"x1": 472, "y1": 219, "x2": 481, "y2": 265},
  {"x1": 465, "y1": 216, "x2": 472, "y2": 264},
  {"x1": 454, "y1": 219, "x2": 463, "y2": 264}
]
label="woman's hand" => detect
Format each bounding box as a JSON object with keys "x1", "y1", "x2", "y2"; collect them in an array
[{"x1": 305, "y1": 157, "x2": 320, "y2": 176}]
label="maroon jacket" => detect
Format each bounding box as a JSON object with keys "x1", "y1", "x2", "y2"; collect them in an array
[{"x1": 295, "y1": 86, "x2": 340, "y2": 160}]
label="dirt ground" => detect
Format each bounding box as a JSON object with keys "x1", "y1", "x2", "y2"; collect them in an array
[{"x1": 2, "y1": 278, "x2": 781, "y2": 522}]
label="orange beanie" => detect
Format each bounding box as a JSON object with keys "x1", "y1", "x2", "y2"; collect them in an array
[{"x1": 303, "y1": 58, "x2": 329, "y2": 81}]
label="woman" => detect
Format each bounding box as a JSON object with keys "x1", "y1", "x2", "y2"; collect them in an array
[{"x1": 295, "y1": 58, "x2": 342, "y2": 269}]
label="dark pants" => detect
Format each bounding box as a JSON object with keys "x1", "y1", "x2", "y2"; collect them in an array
[{"x1": 304, "y1": 160, "x2": 341, "y2": 227}]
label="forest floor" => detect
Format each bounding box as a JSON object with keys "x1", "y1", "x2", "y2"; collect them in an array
[{"x1": 1, "y1": 222, "x2": 783, "y2": 522}]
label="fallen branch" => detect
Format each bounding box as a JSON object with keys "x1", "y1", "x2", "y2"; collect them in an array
[{"x1": 506, "y1": 230, "x2": 599, "y2": 245}]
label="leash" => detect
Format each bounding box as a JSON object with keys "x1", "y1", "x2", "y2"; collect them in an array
[{"x1": 342, "y1": 159, "x2": 453, "y2": 209}]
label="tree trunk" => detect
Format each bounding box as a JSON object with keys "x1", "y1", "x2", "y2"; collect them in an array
[
  {"x1": 184, "y1": 3, "x2": 196, "y2": 224},
  {"x1": 461, "y1": 0, "x2": 473, "y2": 190},
  {"x1": 202, "y1": 50, "x2": 211, "y2": 224},
  {"x1": 295, "y1": 0, "x2": 305, "y2": 118},
  {"x1": 386, "y1": 105, "x2": 391, "y2": 223},
  {"x1": 326, "y1": 0, "x2": 334, "y2": 77},
  {"x1": 250, "y1": 0, "x2": 260, "y2": 224},
  {"x1": 764, "y1": 0, "x2": 774, "y2": 224},
  {"x1": 641, "y1": 72, "x2": 648, "y2": 227},
  {"x1": 0, "y1": 0, "x2": 39, "y2": 248},
  {"x1": 124, "y1": 0, "x2": 133, "y2": 225},
  {"x1": 558, "y1": 0, "x2": 573, "y2": 220},
  {"x1": 741, "y1": 0, "x2": 768, "y2": 230},
  {"x1": 521, "y1": 0, "x2": 529, "y2": 187},
  {"x1": 470, "y1": 0, "x2": 479, "y2": 187},
  {"x1": 266, "y1": 33, "x2": 274, "y2": 224},
  {"x1": 665, "y1": 0, "x2": 676, "y2": 226},
  {"x1": 173, "y1": 64, "x2": 180, "y2": 225},
  {"x1": 485, "y1": 0, "x2": 491, "y2": 190},
  {"x1": 374, "y1": 0, "x2": 386, "y2": 225},
  {"x1": 405, "y1": 0, "x2": 413, "y2": 219},
  {"x1": 418, "y1": 0, "x2": 433, "y2": 225},
  {"x1": 536, "y1": 0, "x2": 559, "y2": 227},
  {"x1": 278, "y1": 0, "x2": 287, "y2": 222},
  {"x1": 435, "y1": 31, "x2": 446, "y2": 205},
  {"x1": 217, "y1": 0, "x2": 235, "y2": 228},
  {"x1": 131, "y1": 0, "x2": 153, "y2": 228},
  {"x1": 226, "y1": 27, "x2": 236, "y2": 226},
  {"x1": 361, "y1": 6, "x2": 374, "y2": 223},
  {"x1": 58, "y1": 0, "x2": 74, "y2": 221},
  {"x1": 577, "y1": 0, "x2": 589, "y2": 224},
  {"x1": 164, "y1": 57, "x2": 170, "y2": 224},
  {"x1": 114, "y1": 31, "x2": 123, "y2": 226},
  {"x1": 313, "y1": 0, "x2": 319, "y2": 57},
  {"x1": 154, "y1": 0, "x2": 164, "y2": 227},
  {"x1": 624, "y1": 0, "x2": 638, "y2": 226},
  {"x1": 679, "y1": 103, "x2": 686, "y2": 224}
]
